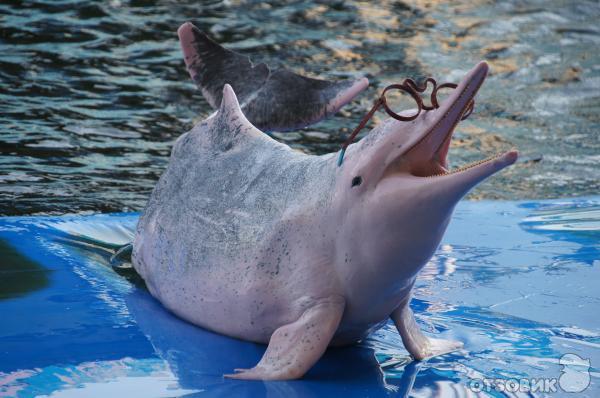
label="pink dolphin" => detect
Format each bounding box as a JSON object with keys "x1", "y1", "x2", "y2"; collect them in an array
[{"x1": 132, "y1": 61, "x2": 518, "y2": 380}]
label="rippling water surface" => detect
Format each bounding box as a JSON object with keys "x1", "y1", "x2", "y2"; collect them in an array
[{"x1": 0, "y1": 0, "x2": 598, "y2": 215}]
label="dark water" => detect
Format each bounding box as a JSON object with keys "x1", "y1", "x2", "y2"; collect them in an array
[{"x1": 1, "y1": 0, "x2": 599, "y2": 216}]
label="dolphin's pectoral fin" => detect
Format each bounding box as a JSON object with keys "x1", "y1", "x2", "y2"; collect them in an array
[
  {"x1": 391, "y1": 303, "x2": 463, "y2": 361},
  {"x1": 178, "y1": 22, "x2": 368, "y2": 132},
  {"x1": 224, "y1": 296, "x2": 345, "y2": 380}
]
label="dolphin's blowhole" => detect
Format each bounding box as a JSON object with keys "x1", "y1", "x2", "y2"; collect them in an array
[{"x1": 351, "y1": 176, "x2": 363, "y2": 187}]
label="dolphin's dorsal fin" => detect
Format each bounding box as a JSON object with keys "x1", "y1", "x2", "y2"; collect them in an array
[{"x1": 215, "y1": 84, "x2": 262, "y2": 139}]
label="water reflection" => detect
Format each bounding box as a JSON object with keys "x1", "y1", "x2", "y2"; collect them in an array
[
  {"x1": 125, "y1": 287, "x2": 420, "y2": 398},
  {"x1": 521, "y1": 199, "x2": 600, "y2": 268},
  {"x1": 0, "y1": 239, "x2": 51, "y2": 300}
]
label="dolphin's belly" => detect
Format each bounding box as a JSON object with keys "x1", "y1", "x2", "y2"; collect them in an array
[
  {"x1": 135, "y1": 231, "x2": 402, "y2": 346},
  {"x1": 133, "y1": 216, "x2": 331, "y2": 343},
  {"x1": 134, "y1": 217, "x2": 407, "y2": 347},
  {"x1": 134, "y1": 253, "x2": 300, "y2": 343}
]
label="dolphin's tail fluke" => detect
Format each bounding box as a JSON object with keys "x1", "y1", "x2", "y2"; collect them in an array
[
  {"x1": 110, "y1": 242, "x2": 133, "y2": 266},
  {"x1": 44, "y1": 215, "x2": 138, "y2": 276},
  {"x1": 177, "y1": 22, "x2": 368, "y2": 132}
]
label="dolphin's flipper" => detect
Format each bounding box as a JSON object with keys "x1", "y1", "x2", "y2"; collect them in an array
[
  {"x1": 224, "y1": 296, "x2": 345, "y2": 380},
  {"x1": 391, "y1": 302, "x2": 463, "y2": 361},
  {"x1": 178, "y1": 22, "x2": 368, "y2": 132}
]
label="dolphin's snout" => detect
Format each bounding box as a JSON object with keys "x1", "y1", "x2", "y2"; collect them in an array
[{"x1": 373, "y1": 61, "x2": 517, "y2": 197}]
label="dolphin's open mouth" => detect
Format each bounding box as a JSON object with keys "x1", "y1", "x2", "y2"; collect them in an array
[
  {"x1": 403, "y1": 62, "x2": 518, "y2": 181},
  {"x1": 425, "y1": 152, "x2": 512, "y2": 178}
]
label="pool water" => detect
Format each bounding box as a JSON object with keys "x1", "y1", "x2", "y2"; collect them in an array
[
  {"x1": 1, "y1": 197, "x2": 598, "y2": 397},
  {"x1": 1, "y1": 0, "x2": 599, "y2": 215}
]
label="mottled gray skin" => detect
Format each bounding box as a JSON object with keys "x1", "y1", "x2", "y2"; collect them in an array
[
  {"x1": 134, "y1": 88, "x2": 341, "y2": 342},
  {"x1": 177, "y1": 22, "x2": 368, "y2": 132},
  {"x1": 133, "y1": 62, "x2": 518, "y2": 380}
]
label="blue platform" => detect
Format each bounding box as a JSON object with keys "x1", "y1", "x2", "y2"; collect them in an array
[{"x1": 1, "y1": 198, "x2": 598, "y2": 397}]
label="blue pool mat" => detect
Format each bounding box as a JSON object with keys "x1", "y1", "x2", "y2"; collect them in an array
[{"x1": 0, "y1": 198, "x2": 598, "y2": 397}]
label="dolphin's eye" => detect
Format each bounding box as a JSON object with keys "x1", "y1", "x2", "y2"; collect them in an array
[{"x1": 351, "y1": 176, "x2": 362, "y2": 187}]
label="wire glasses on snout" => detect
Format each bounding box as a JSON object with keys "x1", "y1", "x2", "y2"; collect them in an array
[{"x1": 337, "y1": 78, "x2": 475, "y2": 166}]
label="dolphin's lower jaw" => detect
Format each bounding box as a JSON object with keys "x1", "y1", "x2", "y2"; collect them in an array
[{"x1": 382, "y1": 61, "x2": 518, "y2": 196}]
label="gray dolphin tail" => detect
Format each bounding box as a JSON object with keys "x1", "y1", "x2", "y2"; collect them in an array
[
  {"x1": 45, "y1": 217, "x2": 142, "y2": 283},
  {"x1": 177, "y1": 22, "x2": 369, "y2": 132},
  {"x1": 110, "y1": 243, "x2": 133, "y2": 267},
  {"x1": 177, "y1": 22, "x2": 269, "y2": 110}
]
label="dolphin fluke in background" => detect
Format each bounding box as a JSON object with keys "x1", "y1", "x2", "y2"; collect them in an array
[{"x1": 177, "y1": 22, "x2": 368, "y2": 132}]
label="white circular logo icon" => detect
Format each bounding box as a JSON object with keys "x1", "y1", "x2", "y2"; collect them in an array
[{"x1": 558, "y1": 353, "x2": 591, "y2": 393}]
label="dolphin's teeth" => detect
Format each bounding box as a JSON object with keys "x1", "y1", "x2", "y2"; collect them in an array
[{"x1": 426, "y1": 152, "x2": 505, "y2": 178}]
